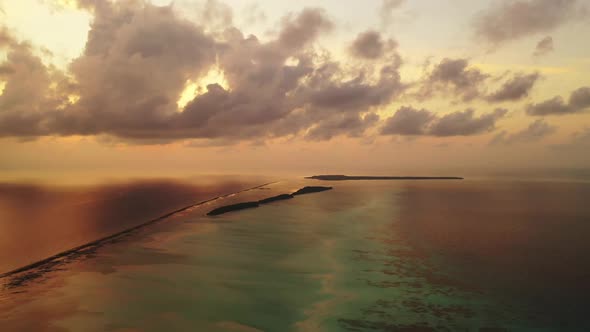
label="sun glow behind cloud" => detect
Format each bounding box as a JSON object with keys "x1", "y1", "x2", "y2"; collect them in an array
[
  {"x1": 177, "y1": 64, "x2": 230, "y2": 110},
  {"x1": 2, "y1": 0, "x2": 91, "y2": 69}
]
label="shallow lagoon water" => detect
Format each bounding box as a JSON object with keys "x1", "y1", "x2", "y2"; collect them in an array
[{"x1": 1, "y1": 178, "x2": 590, "y2": 331}]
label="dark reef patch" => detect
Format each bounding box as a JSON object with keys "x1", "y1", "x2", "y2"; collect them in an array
[
  {"x1": 206, "y1": 202, "x2": 260, "y2": 216},
  {"x1": 258, "y1": 194, "x2": 294, "y2": 204},
  {"x1": 292, "y1": 186, "x2": 333, "y2": 195},
  {"x1": 207, "y1": 186, "x2": 333, "y2": 216}
]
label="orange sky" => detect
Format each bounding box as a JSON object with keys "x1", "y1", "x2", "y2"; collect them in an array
[{"x1": 0, "y1": 0, "x2": 589, "y2": 182}]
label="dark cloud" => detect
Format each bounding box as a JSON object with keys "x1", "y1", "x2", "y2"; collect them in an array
[
  {"x1": 526, "y1": 86, "x2": 590, "y2": 115},
  {"x1": 380, "y1": 0, "x2": 405, "y2": 28},
  {"x1": 305, "y1": 65, "x2": 403, "y2": 112},
  {"x1": 2, "y1": 1, "x2": 556, "y2": 145},
  {"x1": 277, "y1": 8, "x2": 333, "y2": 50},
  {"x1": 569, "y1": 86, "x2": 590, "y2": 109},
  {"x1": 473, "y1": 0, "x2": 587, "y2": 45},
  {"x1": 429, "y1": 108, "x2": 508, "y2": 136},
  {"x1": 534, "y1": 36, "x2": 554, "y2": 56},
  {"x1": 0, "y1": 29, "x2": 71, "y2": 137},
  {"x1": 175, "y1": 19, "x2": 402, "y2": 141},
  {"x1": 55, "y1": 2, "x2": 219, "y2": 138},
  {"x1": 381, "y1": 106, "x2": 507, "y2": 136},
  {"x1": 381, "y1": 106, "x2": 433, "y2": 135},
  {"x1": 0, "y1": 64, "x2": 14, "y2": 76},
  {"x1": 418, "y1": 58, "x2": 489, "y2": 102},
  {"x1": 305, "y1": 113, "x2": 379, "y2": 141},
  {"x1": 203, "y1": 0, "x2": 233, "y2": 25},
  {"x1": 349, "y1": 30, "x2": 397, "y2": 60},
  {"x1": 486, "y1": 72, "x2": 540, "y2": 102},
  {"x1": 526, "y1": 96, "x2": 571, "y2": 115},
  {"x1": 0, "y1": 1, "x2": 405, "y2": 143},
  {"x1": 0, "y1": 27, "x2": 17, "y2": 48},
  {"x1": 490, "y1": 119, "x2": 557, "y2": 145},
  {"x1": 417, "y1": 58, "x2": 541, "y2": 103}
]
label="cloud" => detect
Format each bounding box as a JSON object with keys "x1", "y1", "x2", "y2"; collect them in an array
[
  {"x1": 379, "y1": 0, "x2": 405, "y2": 28},
  {"x1": 0, "y1": 1, "x2": 405, "y2": 143},
  {"x1": 0, "y1": 29, "x2": 72, "y2": 137},
  {"x1": 417, "y1": 58, "x2": 541, "y2": 103},
  {"x1": 526, "y1": 96, "x2": 571, "y2": 115},
  {"x1": 526, "y1": 86, "x2": 590, "y2": 115},
  {"x1": 305, "y1": 113, "x2": 380, "y2": 141},
  {"x1": 381, "y1": 106, "x2": 433, "y2": 135},
  {"x1": 486, "y1": 72, "x2": 540, "y2": 102},
  {"x1": 0, "y1": 27, "x2": 17, "y2": 48},
  {"x1": 2, "y1": 0, "x2": 561, "y2": 145},
  {"x1": 473, "y1": 0, "x2": 587, "y2": 45},
  {"x1": 381, "y1": 106, "x2": 507, "y2": 136},
  {"x1": 305, "y1": 64, "x2": 403, "y2": 112},
  {"x1": 349, "y1": 30, "x2": 397, "y2": 60},
  {"x1": 490, "y1": 119, "x2": 557, "y2": 145},
  {"x1": 277, "y1": 7, "x2": 333, "y2": 50},
  {"x1": 197, "y1": 0, "x2": 234, "y2": 32},
  {"x1": 569, "y1": 86, "x2": 590, "y2": 109},
  {"x1": 54, "y1": 2, "x2": 219, "y2": 138},
  {"x1": 418, "y1": 58, "x2": 489, "y2": 102},
  {"x1": 533, "y1": 36, "x2": 554, "y2": 56},
  {"x1": 429, "y1": 108, "x2": 508, "y2": 136}
]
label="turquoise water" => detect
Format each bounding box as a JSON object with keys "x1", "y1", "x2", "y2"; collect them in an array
[{"x1": 1, "y1": 179, "x2": 590, "y2": 331}]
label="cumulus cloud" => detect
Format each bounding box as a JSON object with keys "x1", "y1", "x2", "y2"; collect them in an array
[
  {"x1": 533, "y1": 36, "x2": 554, "y2": 57},
  {"x1": 0, "y1": 1, "x2": 405, "y2": 143},
  {"x1": 379, "y1": 0, "x2": 405, "y2": 28},
  {"x1": 55, "y1": 2, "x2": 218, "y2": 138},
  {"x1": 381, "y1": 106, "x2": 507, "y2": 136},
  {"x1": 418, "y1": 58, "x2": 489, "y2": 102},
  {"x1": 277, "y1": 7, "x2": 333, "y2": 50},
  {"x1": 197, "y1": 0, "x2": 234, "y2": 32},
  {"x1": 569, "y1": 86, "x2": 590, "y2": 109},
  {"x1": 349, "y1": 30, "x2": 397, "y2": 60},
  {"x1": 473, "y1": 0, "x2": 588, "y2": 45},
  {"x1": 380, "y1": 106, "x2": 433, "y2": 135},
  {"x1": 0, "y1": 27, "x2": 16, "y2": 47},
  {"x1": 429, "y1": 108, "x2": 508, "y2": 136},
  {"x1": 486, "y1": 72, "x2": 540, "y2": 102},
  {"x1": 490, "y1": 119, "x2": 557, "y2": 145},
  {"x1": 526, "y1": 86, "x2": 590, "y2": 115},
  {"x1": 0, "y1": 29, "x2": 72, "y2": 137},
  {"x1": 0, "y1": 0, "x2": 559, "y2": 146},
  {"x1": 305, "y1": 113, "x2": 379, "y2": 141},
  {"x1": 417, "y1": 58, "x2": 539, "y2": 103}
]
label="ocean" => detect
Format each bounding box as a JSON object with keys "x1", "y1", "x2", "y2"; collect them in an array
[{"x1": 1, "y1": 177, "x2": 589, "y2": 331}]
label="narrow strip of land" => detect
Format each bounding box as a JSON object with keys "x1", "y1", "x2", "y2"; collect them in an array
[
  {"x1": 306, "y1": 175, "x2": 463, "y2": 181},
  {"x1": 0, "y1": 182, "x2": 276, "y2": 280},
  {"x1": 207, "y1": 186, "x2": 332, "y2": 216}
]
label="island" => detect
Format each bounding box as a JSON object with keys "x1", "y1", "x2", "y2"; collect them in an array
[
  {"x1": 292, "y1": 186, "x2": 333, "y2": 195},
  {"x1": 258, "y1": 194, "x2": 294, "y2": 204},
  {"x1": 207, "y1": 186, "x2": 333, "y2": 216},
  {"x1": 306, "y1": 175, "x2": 463, "y2": 181},
  {"x1": 207, "y1": 202, "x2": 260, "y2": 216}
]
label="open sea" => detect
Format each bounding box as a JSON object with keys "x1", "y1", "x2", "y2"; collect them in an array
[{"x1": 1, "y1": 176, "x2": 589, "y2": 331}]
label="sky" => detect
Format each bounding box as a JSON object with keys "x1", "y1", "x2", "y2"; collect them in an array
[{"x1": 0, "y1": 0, "x2": 589, "y2": 181}]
